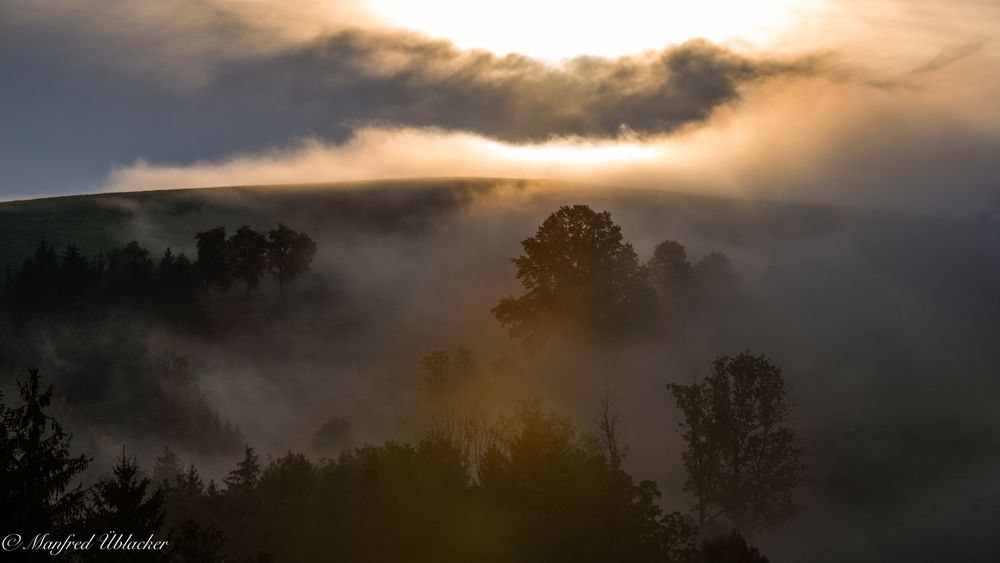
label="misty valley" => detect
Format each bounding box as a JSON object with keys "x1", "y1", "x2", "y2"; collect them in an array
[
  {"x1": 1, "y1": 179, "x2": 999, "y2": 562},
  {"x1": 5, "y1": 0, "x2": 999, "y2": 559}
]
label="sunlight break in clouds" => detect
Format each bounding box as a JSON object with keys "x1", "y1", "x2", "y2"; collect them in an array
[
  {"x1": 97, "y1": 78, "x2": 841, "y2": 199},
  {"x1": 103, "y1": 130, "x2": 670, "y2": 192},
  {"x1": 103, "y1": 59, "x2": 1000, "y2": 217},
  {"x1": 364, "y1": 0, "x2": 825, "y2": 59}
]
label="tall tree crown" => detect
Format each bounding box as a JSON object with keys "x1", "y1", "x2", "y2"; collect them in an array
[
  {"x1": 493, "y1": 205, "x2": 645, "y2": 348},
  {"x1": 669, "y1": 351, "x2": 802, "y2": 535}
]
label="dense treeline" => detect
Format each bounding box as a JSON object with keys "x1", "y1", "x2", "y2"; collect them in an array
[
  {"x1": 0, "y1": 223, "x2": 315, "y2": 325},
  {"x1": 0, "y1": 368, "x2": 779, "y2": 562},
  {"x1": 0, "y1": 223, "x2": 316, "y2": 459}
]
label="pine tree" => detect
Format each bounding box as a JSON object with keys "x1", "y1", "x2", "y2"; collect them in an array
[
  {"x1": 0, "y1": 368, "x2": 90, "y2": 535},
  {"x1": 224, "y1": 446, "x2": 261, "y2": 494},
  {"x1": 88, "y1": 451, "x2": 168, "y2": 561},
  {"x1": 220, "y1": 446, "x2": 264, "y2": 561},
  {"x1": 164, "y1": 464, "x2": 206, "y2": 533}
]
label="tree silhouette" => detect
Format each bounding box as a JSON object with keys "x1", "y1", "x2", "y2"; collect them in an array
[
  {"x1": 311, "y1": 417, "x2": 352, "y2": 456},
  {"x1": 88, "y1": 451, "x2": 168, "y2": 561},
  {"x1": 692, "y1": 251, "x2": 738, "y2": 300},
  {"x1": 218, "y1": 446, "x2": 266, "y2": 562},
  {"x1": 155, "y1": 248, "x2": 202, "y2": 323},
  {"x1": 0, "y1": 383, "x2": 724, "y2": 563},
  {"x1": 8, "y1": 241, "x2": 60, "y2": 318},
  {"x1": 591, "y1": 388, "x2": 627, "y2": 469},
  {"x1": 58, "y1": 243, "x2": 90, "y2": 313},
  {"x1": 478, "y1": 400, "x2": 679, "y2": 563},
  {"x1": 266, "y1": 223, "x2": 317, "y2": 289},
  {"x1": 493, "y1": 205, "x2": 646, "y2": 349},
  {"x1": 0, "y1": 368, "x2": 90, "y2": 536},
  {"x1": 695, "y1": 532, "x2": 770, "y2": 563},
  {"x1": 229, "y1": 226, "x2": 269, "y2": 293},
  {"x1": 647, "y1": 240, "x2": 692, "y2": 302},
  {"x1": 225, "y1": 446, "x2": 261, "y2": 494},
  {"x1": 668, "y1": 351, "x2": 802, "y2": 535},
  {"x1": 3, "y1": 225, "x2": 318, "y2": 328},
  {"x1": 418, "y1": 347, "x2": 481, "y2": 402},
  {"x1": 106, "y1": 241, "x2": 155, "y2": 306},
  {"x1": 195, "y1": 226, "x2": 233, "y2": 292},
  {"x1": 162, "y1": 464, "x2": 212, "y2": 542}
]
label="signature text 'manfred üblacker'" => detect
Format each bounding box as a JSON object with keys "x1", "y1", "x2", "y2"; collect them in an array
[{"x1": 2, "y1": 531, "x2": 169, "y2": 556}]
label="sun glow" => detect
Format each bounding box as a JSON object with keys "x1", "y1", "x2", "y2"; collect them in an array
[{"x1": 362, "y1": 0, "x2": 818, "y2": 59}]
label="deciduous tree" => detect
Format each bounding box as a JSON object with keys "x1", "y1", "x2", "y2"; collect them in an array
[
  {"x1": 668, "y1": 351, "x2": 802, "y2": 535},
  {"x1": 195, "y1": 226, "x2": 233, "y2": 292},
  {"x1": 493, "y1": 205, "x2": 646, "y2": 349},
  {"x1": 266, "y1": 223, "x2": 317, "y2": 289},
  {"x1": 229, "y1": 226, "x2": 268, "y2": 293}
]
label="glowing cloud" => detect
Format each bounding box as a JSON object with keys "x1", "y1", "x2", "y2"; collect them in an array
[{"x1": 364, "y1": 0, "x2": 825, "y2": 59}]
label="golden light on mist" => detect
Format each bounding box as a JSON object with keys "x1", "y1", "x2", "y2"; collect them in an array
[
  {"x1": 363, "y1": 0, "x2": 824, "y2": 59},
  {"x1": 482, "y1": 138, "x2": 661, "y2": 166}
]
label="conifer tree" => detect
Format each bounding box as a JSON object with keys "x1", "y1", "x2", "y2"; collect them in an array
[
  {"x1": 0, "y1": 368, "x2": 90, "y2": 535},
  {"x1": 89, "y1": 451, "x2": 167, "y2": 556}
]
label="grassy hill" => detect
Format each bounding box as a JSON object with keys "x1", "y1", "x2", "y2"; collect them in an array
[
  {"x1": 0, "y1": 179, "x2": 502, "y2": 265},
  {"x1": 0, "y1": 176, "x2": 930, "y2": 265}
]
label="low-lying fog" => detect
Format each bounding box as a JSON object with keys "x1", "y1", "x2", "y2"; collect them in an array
[{"x1": 3, "y1": 179, "x2": 999, "y2": 561}]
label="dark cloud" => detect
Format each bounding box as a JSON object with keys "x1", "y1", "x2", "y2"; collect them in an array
[
  {"x1": 216, "y1": 30, "x2": 807, "y2": 141},
  {"x1": 1, "y1": 0, "x2": 997, "y2": 218},
  {"x1": 0, "y1": 3, "x2": 813, "y2": 197}
]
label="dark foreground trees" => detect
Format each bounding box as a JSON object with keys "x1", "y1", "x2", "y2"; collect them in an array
[
  {"x1": 168, "y1": 400, "x2": 695, "y2": 563},
  {"x1": 88, "y1": 453, "x2": 169, "y2": 562},
  {"x1": 1, "y1": 364, "x2": 782, "y2": 562},
  {"x1": 0, "y1": 368, "x2": 90, "y2": 537},
  {"x1": 695, "y1": 532, "x2": 771, "y2": 563},
  {"x1": 669, "y1": 351, "x2": 802, "y2": 536}
]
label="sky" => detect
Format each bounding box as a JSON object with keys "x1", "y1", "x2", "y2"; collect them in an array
[{"x1": 2, "y1": 0, "x2": 1000, "y2": 216}]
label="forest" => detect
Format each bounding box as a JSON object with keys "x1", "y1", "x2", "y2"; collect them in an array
[
  {"x1": 2, "y1": 181, "x2": 998, "y2": 562},
  {"x1": 0, "y1": 203, "x2": 799, "y2": 561}
]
